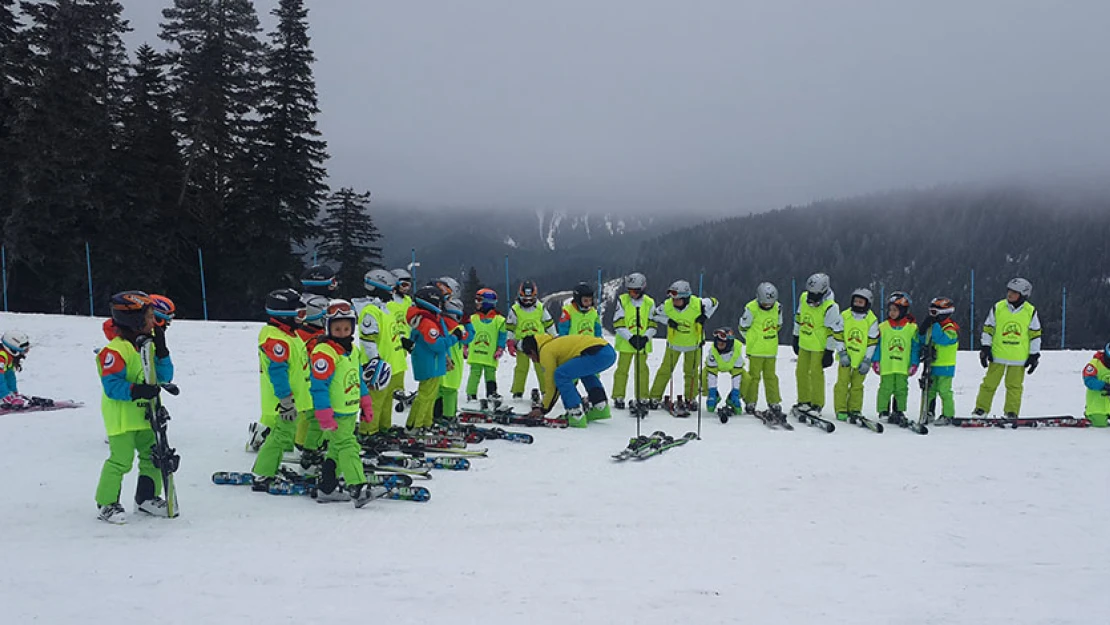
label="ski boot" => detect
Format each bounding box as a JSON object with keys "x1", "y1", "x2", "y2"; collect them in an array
[
  {"x1": 836, "y1": 412, "x2": 850, "y2": 422},
  {"x1": 613, "y1": 398, "x2": 626, "y2": 410},
  {"x1": 512, "y1": 393, "x2": 523, "y2": 400},
  {"x1": 727, "y1": 390, "x2": 742, "y2": 412},
  {"x1": 744, "y1": 404, "x2": 757, "y2": 416},
  {"x1": 706, "y1": 389, "x2": 720, "y2": 413},
  {"x1": 564, "y1": 406, "x2": 587, "y2": 428},
  {"x1": 847, "y1": 411, "x2": 864, "y2": 425},
  {"x1": 348, "y1": 483, "x2": 377, "y2": 509},
  {"x1": 933, "y1": 415, "x2": 953, "y2": 426},
  {"x1": 136, "y1": 497, "x2": 171, "y2": 517},
  {"x1": 586, "y1": 402, "x2": 611, "y2": 422},
  {"x1": 972, "y1": 408, "x2": 987, "y2": 416},
  {"x1": 467, "y1": 394, "x2": 479, "y2": 403},
  {"x1": 97, "y1": 502, "x2": 127, "y2": 525},
  {"x1": 315, "y1": 486, "x2": 350, "y2": 503},
  {"x1": 488, "y1": 392, "x2": 503, "y2": 410},
  {"x1": 647, "y1": 399, "x2": 662, "y2": 411},
  {"x1": 718, "y1": 403, "x2": 735, "y2": 424},
  {"x1": 790, "y1": 403, "x2": 812, "y2": 422},
  {"x1": 888, "y1": 411, "x2": 907, "y2": 426},
  {"x1": 251, "y1": 475, "x2": 274, "y2": 493}
]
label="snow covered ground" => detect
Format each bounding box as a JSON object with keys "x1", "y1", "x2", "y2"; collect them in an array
[{"x1": 1, "y1": 311, "x2": 1106, "y2": 625}]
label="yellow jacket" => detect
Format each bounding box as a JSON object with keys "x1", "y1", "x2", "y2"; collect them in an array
[{"x1": 533, "y1": 334, "x2": 609, "y2": 411}]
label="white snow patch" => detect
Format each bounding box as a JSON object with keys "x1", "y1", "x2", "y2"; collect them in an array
[
  {"x1": 504, "y1": 236, "x2": 518, "y2": 249},
  {"x1": 605, "y1": 215, "x2": 614, "y2": 236},
  {"x1": 546, "y1": 210, "x2": 565, "y2": 251}
]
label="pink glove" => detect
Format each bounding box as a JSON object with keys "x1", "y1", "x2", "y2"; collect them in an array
[
  {"x1": 315, "y1": 408, "x2": 337, "y2": 431},
  {"x1": 360, "y1": 395, "x2": 374, "y2": 424},
  {"x1": 494, "y1": 347, "x2": 505, "y2": 359},
  {"x1": 507, "y1": 339, "x2": 517, "y2": 357},
  {"x1": 1, "y1": 393, "x2": 25, "y2": 409},
  {"x1": 909, "y1": 364, "x2": 919, "y2": 377},
  {"x1": 463, "y1": 345, "x2": 469, "y2": 359},
  {"x1": 871, "y1": 361, "x2": 881, "y2": 375}
]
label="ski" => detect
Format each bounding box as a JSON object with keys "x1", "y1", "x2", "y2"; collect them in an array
[
  {"x1": 0, "y1": 397, "x2": 84, "y2": 416},
  {"x1": 212, "y1": 470, "x2": 413, "y2": 490},
  {"x1": 374, "y1": 454, "x2": 471, "y2": 471},
  {"x1": 716, "y1": 404, "x2": 736, "y2": 424},
  {"x1": 952, "y1": 415, "x2": 1087, "y2": 429},
  {"x1": 663, "y1": 395, "x2": 690, "y2": 418},
  {"x1": 139, "y1": 338, "x2": 180, "y2": 517},
  {"x1": 611, "y1": 431, "x2": 667, "y2": 461},
  {"x1": 754, "y1": 409, "x2": 794, "y2": 430},
  {"x1": 465, "y1": 425, "x2": 534, "y2": 444},
  {"x1": 633, "y1": 432, "x2": 698, "y2": 460},
  {"x1": 361, "y1": 461, "x2": 434, "y2": 478},
  {"x1": 849, "y1": 414, "x2": 884, "y2": 433},
  {"x1": 458, "y1": 409, "x2": 547, "y2": 428}
]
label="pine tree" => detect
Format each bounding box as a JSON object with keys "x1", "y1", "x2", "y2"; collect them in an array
[
  {"x1": 317, "y1": 188, "x2": 383, "y2": 292},
  {"x1": 461, "y1": 266, "x2": 483, "y2": 317},
  {"x1": 0, "y1": 0, "x2": 30, "y2": 237},
  {"x1": 254, "y1": 0, "x2": 327, "y2": 268}
]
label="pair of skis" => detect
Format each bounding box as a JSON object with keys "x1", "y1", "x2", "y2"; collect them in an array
[
  {"x1": 611, "y1": 431, "x2": 698, "y2": 461},
  {"x1": 0, "y1": 396, "x2": 84, "y2": 416},
  {"x1": 212, "y1": 470, "x2": 431, "y2": 502},
  {"x1": 951, "y1": 415, "x2": 1087, "y2": 428},
  {"x1": 139, "y1": 337, "x2": 181, "y2": 517}
]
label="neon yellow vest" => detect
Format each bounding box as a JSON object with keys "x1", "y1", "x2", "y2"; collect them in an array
[
  {"x1": 878, "y1": 320, "x2": 918, "y2": 375},
  {"x1": 359, "y1": 302, "x2": 403, "y2": 368},
  {"x1": 710, "y1": 339, "x2": 744, "y2": 372},
  {"x1": 1085, "y1": 356, "x2": 1110, "y2": 416},
  {"x1": 510, "y1": 304, "x2": 545, "y2": 339},
  {"x1": 467, "y1": 313, "x2": 505, "y2": 366},
  {"x1": 841, "y1": 310, "x2": 877, "y2": 368},
  {"x1": 797, "y1": 295, "x2": 834, "y2": 353},
  {"x1": 445, "y1": 342, "x2": 464, "y2": 389},
  {"x1": 931, "y1": 324, "x2": 959, "y2": 368},
  {"x1": 313, "y1": 341, "x2": 362, "y2": 417},
  {"x1": 745, "y1": 300, "x2": 781, "y2": 358},
  {"x1": 663, "y1": 298, "x2": 703, "y2": 348},
  {"x1": 386, "y1": 297, "x2": 412, "y2": 372},
  {"x1": 97, "y1": 337, "x2": 149, "y2": 436},
  {"x1": 562, "y1": 305, "x2": 599, "y2": 336},
  {"x1": 258, "y1": 325, "x2": 310, "y2": 427},
  {"x1": 614, "y1": 294, "x2": 655, "y2": 354},
  {"x1": 991, "y1": 301, "x2": 1036, "y2": 363}
]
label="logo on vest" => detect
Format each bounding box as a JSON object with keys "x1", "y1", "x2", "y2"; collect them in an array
[
  {"x1": 1001, "y1": 322, "x2": 1023, "y2": 343},
  {"x1": 847, "y1": 328, "x2": 864, "y2": 346},
  {"x1": 888, "y1": 336, "x2": 906, "y2": 359}
]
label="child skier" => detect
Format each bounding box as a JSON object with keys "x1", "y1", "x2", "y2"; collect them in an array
[
  {"x1": 973, "y1": 278, "x2": 1042, "y2": 418},
  {"x1": 611, "y1": 272, "x2": 655, "y2": 410},
  {"x1": 648, "y1": 280, "x2": 719, "y2": 411},
  {"x1": 438, "y1": 298, "x2": 468, "y2": 420},
  {"x1": 704, "y1": 328, "x2": 745, "y2": 415},
  {"x1": 833, "y1": 288, "x2": 878, "y2": 422},
  {"x1": 506, "y1": 280, "x2": 555, "y2": 399},
  {"x1": 250, "y1": 289, "x2": 312, "y2": 492},
  {"x1": 94, "y1": 291, "x2": 175, "y2": 524},
  {"x1": 521, "y1": 334, "x2": 616, "y2": 427},
  {"x1": 291, "y1": 294, "x2": 328, "y2": 456},
  {"x1": 791, "y1": 273, "x2": 844, "y2": 420},
  {"x1": 465, "y1": 288, "x2": 507, "y2": 403},
  {"x1": 310, "y1": 300, "x2": 376, "y2": 507},
  {"x1": 917, "y1": 297, "x2": 960, "y2": 425},
  {"x1": 386, "y1": 268, "x2": 415, "y2": 415},
  {"x1": 738, "y1": 282, "x2": 783, "y2": 416},
  {"x1": 0, "y1": 331, "x2": 30, "y2": 409},
  {"x1": 1082, "y1": 343, "x2": 1110, "y2": 428},
  {"x1": 873, "y1": 292, "x2": 920, "y2": 425},
  {"x1": 357, "y1": 269, "x2": 400, "y2": 437},
  {"x1": 406, "y1": 286, "x2": 455, "y2": 432},
  {"x1": 558, "y1": 282, "x2": 602, "y2": 337}
]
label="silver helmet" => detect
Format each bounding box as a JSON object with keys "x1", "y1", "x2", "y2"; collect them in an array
[
  {"x1": 625, "y1": 272, "x2": 647, "y2": 291},
  {"x1": 1007, "y1": 277, "x2": 1032, "y2": 298},
  {"x1": 805, "y1": 273, "x2": 830, "y2": 296},
  {"x1": 668, "y1": 280, "x2": 692, "y2": 298},
  {"x1": 756, "y1": 282, "x2": 778, "y2": 306},
  {"x1": 364, "y1": 268, "x2": 397, "y2": 292}
]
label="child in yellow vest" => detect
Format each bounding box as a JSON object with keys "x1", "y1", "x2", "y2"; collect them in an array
[
  {"x1": 738, "y1": 282, "x2": 783, "y2": 416},
  {"x1": 465, "y1": 289, "x2": 507, "y2": 403},
  {"x1": 791, "y1": 273, "x2": 844, "y2": 420},
  {"x1": 833, "y1": 288, "x2": 878, "y2": 422},
  {"x1": 974, "y1": 278, "x2": 1042, "y2": 417},
  {"x1": 506, "y1": 280, "x2": 555, "y2": 399},
  {"x1": 649, "y1": 279, "x2": 719, "y2": 411},
  {"x1": 704, "y1": 328, "x2": 745, "y2": 416},
  {"x1": 611, "y1": 273, "x2": 655, "y2": 410},
  {"x1": 873, "y1": 292, "x2": 920, "y2": 425},
  {"x1": 1082, "y1": 343, "x2": 1110, "y2": 427},
  {"x1": 917, "y1": 297, "x2": 960, "y2": 425},
  {"x1": 438, "y1": 298, "x2": 468, "y2": 419},
  {"x1": 357, "y1": 270, "x2": 401, "y2": 436},
  {"x1": 557, "y1": 282, "x2": 602, "y2": 337}
]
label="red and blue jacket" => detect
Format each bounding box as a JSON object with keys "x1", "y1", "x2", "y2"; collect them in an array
[{"x1": 407, "y1": 307, "x2": 458, "y2": 381}]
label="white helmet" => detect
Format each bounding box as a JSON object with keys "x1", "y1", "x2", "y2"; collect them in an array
[
  {"x1": 806, "y1": 273, "x2": 830, "y2": 296},
  {"x1": 390, "y1": 268, "x2": 411, "y2": 281},
  {"x1": 303, "y1": 294, "x2": 329, "y2": 329},
  {"x1": 364, "y1": 268, "x2": 397, "y2": 292},
  {"x1": 436, "y1": 276, "x2": 461, "y2": 297},
  {"x1": 323, "y1": 299, "x2": 357, "y2": 335},
  {"x1": 443, "y1": 298, "x2": 465, "y2": 320},
  {"x1": 625, "y1": 272, "x2": 647, "y2": 291},
  {"x1": 756, "y1": 282, "x2": 778, "y2": 306},
  {"x1": 1, "y1": 331, "x2": 29, "y2": 355},
  {"x1": 850, "y1": 288, "x2": 874, "y2": 306},
  {"x1": 668, "y1": 280, "x2": 692, "y2": 298},
  {"x1": 1007, "y1": 277, "x2": 1032, "y2": 298}
]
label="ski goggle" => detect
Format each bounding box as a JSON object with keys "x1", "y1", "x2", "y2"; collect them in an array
[
  {"x1": 324, "y1": 301, "x2": 353, "y2": 317},
  {"x1": 267, "y1": 306, "x2": 308, "y2": 321},
  {"x1": 302, "y1": 277, "x2": 338, "y2": 289},
  {"x1": 888, "y1": 295, "x2": 910, "y2": 309},
  {"x1": 3, "y1": 339, "x2": 29, "y2": 354},
  {"x1": 668, "y1": 290, "x2": 691, "y2": 299}
]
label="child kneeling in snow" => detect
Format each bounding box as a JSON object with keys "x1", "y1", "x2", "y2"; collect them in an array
[{"x1": 0, "y1": 330, "x2": 31, "y2": 409}]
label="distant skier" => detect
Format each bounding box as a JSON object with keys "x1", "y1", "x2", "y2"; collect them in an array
[
  {"x1": 0, "y1": 331, "x2": 31, "y2": 409},
  {"x1": 703, "y1": 328, "x2": 745, "y2": 415},
  {"x1": 917, "y1": 297, "x2": 960, "y2": 425},
  {"x1": 438, "y1": 298, "x2": 468, "y2": 420},
  {"x1": 973, "y1": 278, "x2": 1041, "y2": 418},
  {"x1": 506, "y1": 280, "x2": 555, "y2": 399},
  {"x1": 648, "y1": 280, "x2": 718, "y2": 411},
  {"x1": 791, "y1": 273, "x2": 844, "y2": 421},
  {"x1": 520, "y1": 334, "x2": 616, "y2": 427},
  {"x1": 610, "y1": 272, "x2": 655, "y2": 410},
  {"x1": 833, "y1": 288, "x2": 878, "y2": 422},
  {"x1": 557, "y1": 282, "x2": 602, "y2": 337},
  {"x1": 406, "y1": 286, "x2": 456, "y2": 432},
  {"x1": 94, "y1": 291, "x2": 175, "y2": 524},
  {"x1": 310, "y1": 299, "x2": 376, "y2": 507},
  {"x1": 465, "y1": 288, "x2": 507, "y2": 404},
  {"x1": 738, "y1": 282, "x2": 784, "y2": 416},
  {"x1": 1082, "y1": 343, "x2": 1110, "y2": 428},
  {"x1": 873, "y1": 292, "x2": 920, "y2": 425},
  {"x1": 357, "y1": 269, "x2": 400, "y2": 436}
]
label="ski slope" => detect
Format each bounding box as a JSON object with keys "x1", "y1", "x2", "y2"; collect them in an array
[{"x1": 1, "y1": 311, "x2": 1106, "y2": 625}]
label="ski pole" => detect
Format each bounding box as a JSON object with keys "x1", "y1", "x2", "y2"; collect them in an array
[{"x1": 634, "y1": 304, "x2": 642, "y2": 438}]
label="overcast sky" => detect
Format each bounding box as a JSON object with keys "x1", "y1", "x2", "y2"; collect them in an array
[{"x1": 118, "y1": 0, "x2": 1110, "y2": 213}]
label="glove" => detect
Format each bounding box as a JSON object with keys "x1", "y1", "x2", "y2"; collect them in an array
[
  {"x1": 277, "y1": 395, "x2": 297, "y2": 422},
  {"x1": 838, "y1": 350, "x2": 850, "y2": 368},
  {"x1": 130, "y1": 384, "x2": 161, "y2": 401},
  {"x1": 315, "y1": 408, "x2": 337, "y2": 431},
  {"x1": 1025, "y1": 353, "x2": 1040, "y2": 375},
  {"x1": 494, "y1": 347, "x2": 504, "y2": 359},
  {"x1": 979, "y1": 346, "x2": 993, "y2": 368},
  {"x1": 791, "y1": 335, "x2": 799, "y2": 356},
  {"x1": 668, "y1": 319, "x2": 680, "y2": 330},
  {"x1": 1, "y1": 392, "x2": 26, "y2": 409},
  {"x1": 12, "y1": 354, "x2": 23, "y2": 372},
  {"x1": 400, "y1": 337, "x2": 415, "y2": 353},
  {"x1": 506, "y1": 339, "x2": 517, "y2": 357},
  {"x1": 452, "y1": 326, "x2": 467, "y2": 340},
  {"x1": 909, "y1": 364, "x2": 919, "y2": 377},
  {"x1": 918, "y1": 375, "x2": 928, "y2": 390},
  {"x1": 360, "y1": 395, "x2": 374, "y2": 424},
  {"x1": 629, "y1": 335, "x2": 648, "y2": 351},
  {"x1": 872, "y1": 361, "x2": 881, "y2": 375},
  {"x1": 917, "y1": 316, "x2": 934, "y2": 336},
  {"x1": 858, "y1": 358, "x2": 872, "y2": 376},
  {"x1": 695, "y1": 314, "x2": 707, "y2": 326},
  {"x1": 153, "y1": 325, "x2": 169, "y2": 359},
  {"x1": 821, "y1": 350, "x2": 833, "y2": 369}
]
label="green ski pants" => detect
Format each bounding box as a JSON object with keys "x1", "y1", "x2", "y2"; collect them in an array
[
  {"x1": 926, "y1": 375, "x2": 955, "y2": 418},
  {"x1": 253, "y1": 415, "x2": 296, "y2": 478},
  {"x1": 833, "y1": 365, "x2": 866, "y2": 414},
  {"x1": 742, "y1": 356, "x2": 781, "y2": 407},
  {"x1": 649, "y1": 346, "x2": 700, "y2": 400},
  {"x1": 975, "y1": 363, "x2": 1026, "y2": 415},
  {"x1": 612, "y1": 351, "x2": 649, "y2": 400},
  {"x1": 510, "y1": 352, "x2": 542, "y2": 395},
  {"x1": 324, "y1": 415, "x2": 365, "y2": 487},
  {"x1": 96, "y1": 429, "x2": 160, "y2": 507},
  {"x1": 876, "y1": 373, "x2": 909, "y2": 413},
  {"x1": 408, "y1": 377, "x2": 442, "y2": 429},
  {"x1": 795, "y1": 349, "x2": 826, "y2": 409},
  {"x1": 466, "y1": 363, "x2": 497, "y2": 396}
]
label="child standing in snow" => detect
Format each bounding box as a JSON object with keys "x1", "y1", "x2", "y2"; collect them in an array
[
  {"x1": 438, "y1": 298, "x2": 468, "y2": 420},
  {"x1": 558, "y1": 282, "x2": 602, "y2": 337},
  {"x1": 873, "y1": 292, "x2": 920, "y2": 425},
  {"x1": 506, "y1": 280, "x2": 555, "y2": 399},
  {"x1": 94, "y1": 291, "x2": 175, "y2": 524},
  {"x1": 917, "y1": 297, "x2": 960, "y2": 425},
  {"x1": 1083, "y1": 343, "x2": 1110, "y2": 428},
  {"x1": 833, "y1": 288, "x2": 878, "y2": 422},
  {"x1": 407, "y1": 286, "x2": 456, "y2": 432},
  {"x1": 465, "y1": 289, "x2": 507, "y2": 403}
]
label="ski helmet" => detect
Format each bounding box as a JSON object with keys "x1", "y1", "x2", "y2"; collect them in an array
[
  {"x1": 414, "y1": 285, "x2": 445, "y2": 314},
  {"x1": 1007, "y1": 277, "x2": 1032, "y2": 299},
  {"x1": 150, "y1": 294, "x2": 176, "y2": 327},
  {"x1": 805, "y1": 273, "x2": 830, "y2": 297},
  {"x1": 476, "y1": 288, "x2": 498, "y2": 312},
  {"x1": 303, "y1": 294, "x2": 329, "y2": 330},
  {"x1": 928, "y1": 297, "x2": 955, "y2": 320},
  {"x1": 756, "y1": 282, "x2": 778, "y2": 307},
  {"x1": 572, "y1": 282, "x2": 595, "y2": 310},
  {"x1": 323, "y1": 299, "x2": 356, "y2": 336},
  {"x1": 435, "y1": 276, "x2": 460, "y2": 298},
  {"x1": 850, "y1": 288, "x2": 873, "y2": 314},
  {"x1": 625, "y1": 273, "x2": 647, "y2": 293},
  {"x1": 887, "y1": 292, "x2": 911, "y2": 320},
  {"x1": 391, "y1": 269, "x2": 413, "y2": 295},
  {"x1": 301, "y1": 264, "x2": 338, "y2": 295},
  {"x1": 364, "y1": 268, "x2": 396, "y2": 294},
  {"x1": 712, "y1": 327, "x2": 733, "y2": 346},
  {"x1": 518, "y1": 280, "x2": 538, "y2": 306},
  {"x1": 1, "y1": 330, "x2": 30, "y2": 355},
  {"x1": 266, "y1": 288, "x2": 305, "y2": 321},
  {"x1": 443, "y1": 298, "x2": 465, "y2": 321},
  {"x1": 667, "y1": 280, "x2": 693, "y2": 299},
  {"x1": 362, "y1": 358, "x2": 393, "y2": 391},
  {"x1": 110, "y1": 291, "x2": 154, "y2": 331}
]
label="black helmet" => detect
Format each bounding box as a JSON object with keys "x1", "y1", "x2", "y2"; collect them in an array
[
  {"x1": 413, "y1": 285, "x2": 444, "y2": 314},
  {"x1": 572, "y1": 282, "x2": 594, "y2": 311},
  {"x1": 300, "y1": 264, "x2": 337, "y2": 295},
  {"x1": 110, "y1": 291, "x2": 153, "y2": 331},
  {"x1": 518, "y1": 280, "x2": 538, "y2": 306},
  {"x1": 266, "y1": 288, "x2": 305, "y2": 321}
]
